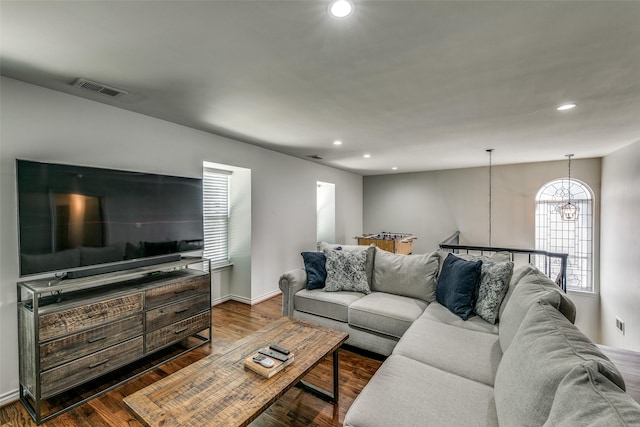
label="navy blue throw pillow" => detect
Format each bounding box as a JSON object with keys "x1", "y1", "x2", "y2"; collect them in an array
[
  {"x1": 436, "y1": 253, "x2": 483, "y2": 320},
  {"x1": 301, "y1": 252, "x2": 327, "y2": 290}
]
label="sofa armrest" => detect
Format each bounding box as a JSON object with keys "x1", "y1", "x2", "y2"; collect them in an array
[{"x1": 279, "y1": 268, "x2": 307, "y2": 317}]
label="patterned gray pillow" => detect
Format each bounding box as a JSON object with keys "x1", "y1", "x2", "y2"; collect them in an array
[
  {"x1": 323, "y1": 249, "x2": 371, "y2": 294},
  {"x1": 475, "y1": 260, "x2": 514, "y2": 324},
  {"x1": 320, "y1": 242, "x2": 375, "y2": 287}
]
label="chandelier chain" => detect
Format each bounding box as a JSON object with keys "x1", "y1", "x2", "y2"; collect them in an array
[
  {"x1": 567, "y1": 154, "x2": 572, "y2": 204},
  {"x1": 487, "y1": 149, "x2": 493, "y2": 246},
  {"x1": 561, "y1": 153, "x2": 578, "y2": 221}
]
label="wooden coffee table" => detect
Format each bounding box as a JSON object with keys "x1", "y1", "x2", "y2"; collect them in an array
[{"x1": 124, "y1": 317, "x2": 348, "y2": 426}]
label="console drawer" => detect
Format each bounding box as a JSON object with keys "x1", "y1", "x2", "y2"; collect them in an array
[
  {"x1": 145, "y1": 274, "x2": 208, "y2": 309},
  {"x1": 40, "y1": 314, "x2": 143, "y2": 371},
  {"x1": 145, "y1": 293, "x2": 210, "y2": 332},
  {"x1": 145, "y1": 312, "x2": 210, "y2": 353},
  {"x1": 38, "y1": 293, "x2": 143, "y2": 342},
  {"x1": 40, "y1": 336, "x2": 144, "y2": 399}
]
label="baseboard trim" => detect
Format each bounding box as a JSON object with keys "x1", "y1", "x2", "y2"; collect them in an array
[
  {"x1": 211, "y1": 295, "x2": 232, "y2": 306},
  {"x1": 250, "y1": 289, "x2": 282, "y2": 306},
  {"x1": 229, "y1": 294, "x2": 252, "y2": 305},
  {"x1": 0, "y1": 389, "x2": 19, "y2": 408},
  {"x1": 212, "y1": 290, "x2": 281, "y2": 307}
]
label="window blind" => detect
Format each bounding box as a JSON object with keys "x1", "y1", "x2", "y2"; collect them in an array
[{"x1": 203, "y1": 168, "x2": 230, "y2": 266}]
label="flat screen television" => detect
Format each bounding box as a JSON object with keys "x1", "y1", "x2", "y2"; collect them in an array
[{"x1": 16, "y1": 159, "x2": 204, "y2": 279}]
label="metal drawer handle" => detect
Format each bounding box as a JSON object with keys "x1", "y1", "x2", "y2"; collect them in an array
[
  {"x1": 88, "y1": 359, "x2": 109, "y2": 369},
  {"x1": 88, "y1": 335, "x2": 107, "y2": 343},
  {"x1": 175, "y1": 308, "x2": 189, "y2": 314},
  {"x1": 174, "y1": 288, "x2": 195, "y2": 294},
  {"x1": 174, "y1": 327, "x2": 188, "y2": 334},
  {"x1": 87, "y1": 310, "x2": 108, "y2": 318}
]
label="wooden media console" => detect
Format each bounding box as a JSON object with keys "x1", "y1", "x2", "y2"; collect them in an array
[{"x1": 17, "y1": 257, "x2": 211, "y2": 424}]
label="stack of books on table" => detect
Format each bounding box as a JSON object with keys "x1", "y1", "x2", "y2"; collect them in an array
[{"x1": 243, "y1": 346, "x2": 295, "y2": 379}]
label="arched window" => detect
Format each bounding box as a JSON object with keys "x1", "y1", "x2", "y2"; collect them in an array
[{"x1": 535, "y1": 179, "x2": 594, "y2": 292}]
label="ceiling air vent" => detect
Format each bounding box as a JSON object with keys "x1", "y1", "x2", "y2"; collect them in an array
[
  {"x1": 73, "y1": 78, "x2": 128, "y2": 98},
  {"x1": 307, "y1": 154, "x2": 323, "y2": 160}
]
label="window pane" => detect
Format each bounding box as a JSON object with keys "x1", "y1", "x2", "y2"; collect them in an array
[
  {"x1": 535, "y1": 180, "x2": 593, "y2": 292},
  {"x1": 203, "y1": 168, "x2": 229, "y2": 266}
]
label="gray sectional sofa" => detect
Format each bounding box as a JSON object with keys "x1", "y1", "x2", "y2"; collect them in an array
[{"x1": 278, "y1": 244, "x2": 640, "y2": 426}]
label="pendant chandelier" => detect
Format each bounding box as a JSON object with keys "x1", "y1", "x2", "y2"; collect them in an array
[{"x1": 560, "y1": 154, "x2": 579, "y2": 221}]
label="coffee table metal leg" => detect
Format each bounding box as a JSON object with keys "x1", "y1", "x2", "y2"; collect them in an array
[
  {"x1": 297, "y1": 348, "x2": 339, "y2": 403},
  {"x1": 333, "y1": 347, "x2": 339, "y2": 402}
]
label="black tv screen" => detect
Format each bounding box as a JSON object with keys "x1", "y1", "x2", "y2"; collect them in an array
[{"x1": 16, "y1": 159, "x2": 204, "y2": 278}]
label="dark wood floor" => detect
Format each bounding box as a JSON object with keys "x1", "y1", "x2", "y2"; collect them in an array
[{"x1": 0, "y1": 297, "x2": 383, "y2": 427}]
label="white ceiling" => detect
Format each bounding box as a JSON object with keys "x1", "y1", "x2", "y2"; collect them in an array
[{"x1": 2, "y1": 1, "x2": 639, "y2": 175}]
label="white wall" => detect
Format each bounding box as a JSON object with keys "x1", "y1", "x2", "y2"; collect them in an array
[
  {"x1": 228, "y1": 165, "x2": 253, "y2": 303},
  {"x1": 600, "y1": 140, "x2": 640, "y2": 352},
  {"x1": 0, "y1": 77, "x2": 363, "y2": 402},
  {"x1": 316, "y1": 181, "x2": 336, "y2": 244},
  {"x1": 363, "y1": 158, "x2": 602, "y2": 342},
  {"x1": 203, "y1": 161, "x2": 253, "y2": 304}
]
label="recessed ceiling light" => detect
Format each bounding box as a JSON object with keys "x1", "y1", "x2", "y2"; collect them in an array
[
  {"x1": 329, "y1": 0, "x2": 354, "y2": 18},
  {"x1": 392, "y1": 167, "x2": 398, "y2": 170},
  {"x1": 333, "y1": 140, "x2": 342, "y2": 145},
  {"x1": 363, "y1": 154, "x2": 371, "y2": 158},
  {"x1": 557, "y1": 103, "x2": 577, "y2": 111}
]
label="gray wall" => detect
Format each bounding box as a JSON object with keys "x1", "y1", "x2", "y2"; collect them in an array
[
  {"x1": 601, "y1": 140, "x2": 640, "y2": 352},
  {"x1": 0, "y1": 77, "x2": 363, "y2": 402},
  {"x1": 363, "y1": 158, "x2": 602, "y2": 342}
]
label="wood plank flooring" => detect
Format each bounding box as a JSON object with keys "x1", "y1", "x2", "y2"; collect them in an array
[{"x1": 1, "y1": 297, "x2": 383, "y2": 427}]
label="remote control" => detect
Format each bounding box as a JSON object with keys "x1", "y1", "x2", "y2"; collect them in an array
[
  {"x1": 269, "y1": 344, "x2": 290, "y2": 355},
  {"x1": 253, "y1": 354, "x2": 275, "y2": 368},
  {"x1": 258, "y1": 348, "x2": 288, "y2": 362}
]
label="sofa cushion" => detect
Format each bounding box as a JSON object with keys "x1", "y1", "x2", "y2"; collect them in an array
[
  {"x1": 294, "y1": 288, "x2": 364, "y2": 322},
  {"x1": 320, "y1": 242, "x2": 375, "y2": 287},
  {"x1": 348, "y1": 292, "x2": 427, "y2": 338},
  {"x1": 324, "y1": 249, "x2": 371, "y2": 294},
  {"x1": 499, "y1": 263, "x2": 574, "y2": 322},
  {"x1": 343, "y1": 354, "x2": 498, "y2": 427},
  {"x1": 301, "y1": 251, "x2": 327, "y2": 290},
  {"x1": 372, "y1": 248, "x2": 440, "y2": 302},
  {"x1": 436, "y1": 253, "x2": 482, "y2": 320},
  {"x1": 543, "y1": 361, "x2": 640, "y2": 426},
  {"x1": 498, "y1": 263, "x2": 533, "y2": 320},
  {"x1": 495, "y1": 301, "x2": 625, "y2": 427},
  {"x1": 393, "y1": 317, "x2": 502, "y2": 386},
  {"x1": 421, "y1": 302, "x2": 499, "y2": 335},
  {"x1": 436, "y1": 250, "x2": 510, "y2": 275},
  {"x1": 499, "y1": 264, "x2": 576, "y2": 351},
  {"x1": 475, "y1": 260, "x2": 514, "y2": 324},
  {"x1": 455, "y1": 251, "x2": 511, "y2": 263}
]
